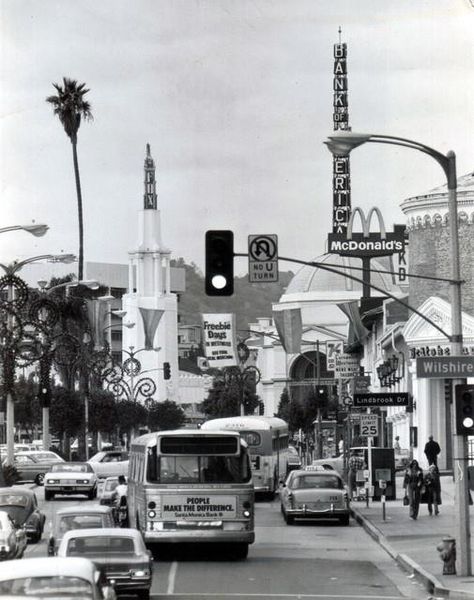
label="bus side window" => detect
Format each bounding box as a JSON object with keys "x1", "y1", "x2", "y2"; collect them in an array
[{"x1": 147, "y1": 448, "x2": 157, "y2": 482}]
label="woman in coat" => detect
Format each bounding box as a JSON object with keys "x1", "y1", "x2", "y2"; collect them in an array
[
  {"x1": 424, "y1": 464, "x2": 441, "y2": 516},
  {"x1": 403, "y1": 459, "x2": 424, "y2": 520}
]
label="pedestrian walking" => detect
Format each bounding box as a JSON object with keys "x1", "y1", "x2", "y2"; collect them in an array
[
  {"x1": 403, "y1": 459, "x2": 424, "y2": 520},
  {"x1": 423, "y1": 464, "x2": 441, "y2": 516},
  {"x1": 393, "y1": 436, "x2": 401, "y2": 453},
  {"x1": 348, "y1": 450, "x2": 365, "y2": 500},
  {"x1": 424, "y1": 435, "x2": 441, "y2": 466}
]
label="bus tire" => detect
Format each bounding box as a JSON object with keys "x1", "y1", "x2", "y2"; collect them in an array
[{"x1": 232, "y1": 543, "x2": 248, "y2": 560}]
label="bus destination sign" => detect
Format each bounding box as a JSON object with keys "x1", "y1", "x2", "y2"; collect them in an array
[{"x1": 353, "y1": 393, "x2": 409, "y2": 407}]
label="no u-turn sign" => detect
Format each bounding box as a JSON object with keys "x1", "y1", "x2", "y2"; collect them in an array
[{"x1": 248, "y1": 235, "x2": 279, "y2": 283}]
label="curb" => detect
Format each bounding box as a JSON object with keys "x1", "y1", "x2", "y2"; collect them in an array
[{"x1": 351, "y1": 507, "x2": 474, "y2": 600}]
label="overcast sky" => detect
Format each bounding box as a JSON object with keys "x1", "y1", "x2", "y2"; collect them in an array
[{"x1": 1, "y1": 0, "x2": 473, "y2": 283}]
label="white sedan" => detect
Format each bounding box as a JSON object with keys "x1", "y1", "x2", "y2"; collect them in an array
[
  {"x1": 280, "y1": 469, "x2": 351, "y2": 526},
  {"x1": 87, "y1": 450, "x2": 129, "y2": 479},
  {"x1": 44, "y1": 462, "x2": 98, "y2": 501}
]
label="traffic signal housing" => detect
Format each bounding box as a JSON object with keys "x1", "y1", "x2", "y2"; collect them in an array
[
  {"x1": 163, "y1": 362, "x2": 171, "y2": 380},
  {"x1": 455, "y1": 384, "x2": 474, "y2": 435},
  {"x1": 205, "y1": 230, "x2": 234, "y2": 296}
]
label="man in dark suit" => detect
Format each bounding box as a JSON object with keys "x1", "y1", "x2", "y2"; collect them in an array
[{"x1": 424, "y1": 435, "x2": 441, "y2": 466}]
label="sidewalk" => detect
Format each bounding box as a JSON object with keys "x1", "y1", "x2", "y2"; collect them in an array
[{"x1": 351, "y1": 473, "x2": 474, "y2": 599}]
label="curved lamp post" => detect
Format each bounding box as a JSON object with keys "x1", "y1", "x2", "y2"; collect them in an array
[
  {"x1": 0, "y1": 253, "x2": 77, "y2": 466},
  {"x1": 324, "y1": 132, "x2": 470, "y2": 576},
  {"x1": 0, "y1": 224, "x2": 49, "y2": 237}
]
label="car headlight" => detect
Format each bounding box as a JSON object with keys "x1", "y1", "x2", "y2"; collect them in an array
[
  {"x1": 47, "y1": 479, "x2": 60, "y2": 484},
  {"x1": 76, "y1": 479, "x2": 89, "y2": 484}
]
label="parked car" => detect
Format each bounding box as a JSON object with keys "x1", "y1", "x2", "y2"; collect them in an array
[
  {"x1": 98, "y1": 477, "x2": 120, "y2": 506},
  {"x1": 0, "y1": 486, "x2": 45, "y2": 543},
  {"x1": 87, "y1": 451, "x2": 129, "y2": 479},
  {"x1": 57, "y1": 528, "x2": 153, "y2": 598},
  {"x1": 310, "y1": 455, "x2": 344, "y2": 474},
  {"x1": 0, "y1": 510, "x2": 27, "y2": 560},
  {"x1": 48, "y1": 504, "x2": 116, "y2": 556},
  {"x1": 0, "y1": 556, "x2": 116, "y2": 599},
  {"x1": 44, "y1": 462, "x2": 98, "y2": 500},
  {"x1": 2, "y1": 453, "x2": 63, "y2": 485},
  {"x1": 280, "y1": 468, "x2": 350, "y2": 526},
  {"x1": 16, "y1": 450, "x2": 65, "y2": 463},
  {"x1": 287, "y1": 445, "x2": 302, "y2": 473}
]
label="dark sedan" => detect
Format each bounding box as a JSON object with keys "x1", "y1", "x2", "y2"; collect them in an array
[
  {"x1": 0, "y1": 487, "x2": 45, "y2": 543},
  {"x1": 57, "y1": 528, "x2": 153, "y2": 599}
]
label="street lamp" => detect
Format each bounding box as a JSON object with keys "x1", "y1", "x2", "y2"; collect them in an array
[
  {"x1": 324, "y1": 131, "x2": 470, "y2": 576},
  {"x1": 0, "y1": 224, "x2": 49, "y2": 237},
  {"x1": 0, "y1": 253, "x2": 77, "y2": 466}
]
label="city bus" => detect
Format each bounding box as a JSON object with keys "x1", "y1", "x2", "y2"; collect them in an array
[
  {"x1": 127, "y1": 429, "x2": 254, "y2": 559},
  {"x1": 201, "y1": 416, "x2": 289, "y2": 497}
]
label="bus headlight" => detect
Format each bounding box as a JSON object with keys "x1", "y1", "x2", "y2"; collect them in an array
[
  {"x1": 148, "y1": 510, "x2": 156, "y2": 518},
  {"x1": 243, "y1": 510, "x2": 251, "y2": 518}
]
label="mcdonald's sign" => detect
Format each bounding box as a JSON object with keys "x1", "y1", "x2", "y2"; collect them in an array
[{"x1": 327, "y1": 207, "x2": 406, "y2": 258}]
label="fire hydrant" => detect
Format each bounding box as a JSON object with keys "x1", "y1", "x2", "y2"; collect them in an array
[{"x1": 436, "y1": 537, "x2": 456, "y2": 575}]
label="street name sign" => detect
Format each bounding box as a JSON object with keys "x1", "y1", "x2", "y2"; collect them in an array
[
  {"x1": 248, "y1": 234, "x2": 278, "y2": 283},
  {"x1": 416, "y1": 356, "x2": 474, "y2": 379},
  {"x1": 353, "y1": 392, "x2": 409, "y2": 407},
  {"x1": 334, "y1": 353, "x2": 360, "y2": 376},
  {"x1": 360, "y1": 414, "x2": 378, "y2": 437}
]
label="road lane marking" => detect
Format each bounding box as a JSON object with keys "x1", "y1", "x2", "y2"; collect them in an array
[
  {"x1": 159, "y1": 592, "x2": 405, "y2": 599},
  {"x1": 167, "y1": 560, "x2": 178, "y2": 594}
]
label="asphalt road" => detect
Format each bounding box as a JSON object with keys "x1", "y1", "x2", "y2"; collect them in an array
[{"x1": 24, "y1": 486, "x2": 430, "y2": 600}]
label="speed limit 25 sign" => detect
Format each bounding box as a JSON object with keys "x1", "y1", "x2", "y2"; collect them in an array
[{"x1": 359, "y1": 415, "x2": 378, "y2": 437}]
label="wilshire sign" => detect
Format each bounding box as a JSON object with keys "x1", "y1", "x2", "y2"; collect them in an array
[{"x1": 416, "y1": 356, "x2": 474, "y2": 379}]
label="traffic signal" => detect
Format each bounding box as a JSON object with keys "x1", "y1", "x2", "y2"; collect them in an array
[
  {"x1": 455, "y1": 384, "x2": 474, "y2": 435},
  {"x1": 205, "y1": 230, "x2": 234, "y2": 296},
  {"x1": 163, "y1": 362, "x2": 171, "y2": 380}
]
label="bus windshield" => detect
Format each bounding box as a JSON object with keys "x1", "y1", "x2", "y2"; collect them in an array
[{"x1": 146, "y1": 449, "x2": 251, "y2": 484}]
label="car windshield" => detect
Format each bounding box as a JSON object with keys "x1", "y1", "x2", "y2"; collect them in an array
[
  {"x1": 57, "y1": 515, "x2": 107, "y2": 533},
  {"x1": 67, "y1": 535, "x2": 136, "y2": 556},
  {"x1": 51, "y1": 463, "x2": 91, "y2": 473},
  {"x1": 292, "y1": 475, "x2": 343, "y2": 490},
  {"x1": 0, "y1": 494, "x2": 28, "y2": 507},
  {"x1": 0, "y1": 576, "x2": 93, "y2": 598}
]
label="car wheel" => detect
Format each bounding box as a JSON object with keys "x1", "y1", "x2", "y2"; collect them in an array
[
  {"x1": 87, "y1": 489, "x2": 95, "y2": 500},
  {"x1": 339, "y1": 514, "x2": 350, "y2": 526},
  {"x1": 31, "y1": 528, "x2": 41, "y2": 544},
  {"x1": 284, "y1": 512, "x2": 294, "y2": 525},
  {"x1": 231, "y1": 543, "x2": 249, "y2": 560},
  {"x1": 44, "y1": 490, "x2": 53, "y2": 501},
  {"x1": 136, "y1": 590, "x2": 150, "y2": 600},
  {"x1": 35, "y1": 473, "x2": 45, "y2": 486}
]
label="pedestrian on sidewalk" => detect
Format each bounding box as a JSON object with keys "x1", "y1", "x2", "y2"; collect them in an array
[
  {"x1": 403, "y1": 459, "x2": 424, "y2": 520},
  {"x1": 424, "y1": 435, "x2": 441, "y2": 466},
  {"x1": 423, "y1": 464, "x2": 441, "y2": 516},
  {"x1": 393, "y1": 436, "x2": 401, "y2": 453}
]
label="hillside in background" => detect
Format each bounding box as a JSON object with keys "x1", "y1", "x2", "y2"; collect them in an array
[{"x1": 172, "y1": 258, "x2": 294, "y2": 333}]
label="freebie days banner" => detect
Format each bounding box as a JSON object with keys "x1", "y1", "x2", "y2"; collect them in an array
[{"x1": 202, "y1": 313, "x2": 237, "y2": 368}]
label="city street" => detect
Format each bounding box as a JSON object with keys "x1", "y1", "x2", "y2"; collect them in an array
[{"x1": 24, "y1": 486, "x2": 428, "y2": 600}]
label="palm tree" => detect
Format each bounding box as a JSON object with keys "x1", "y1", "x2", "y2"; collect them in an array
[{"x1": 46, "y1": 78, "x2": 93, "y2": 280}]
